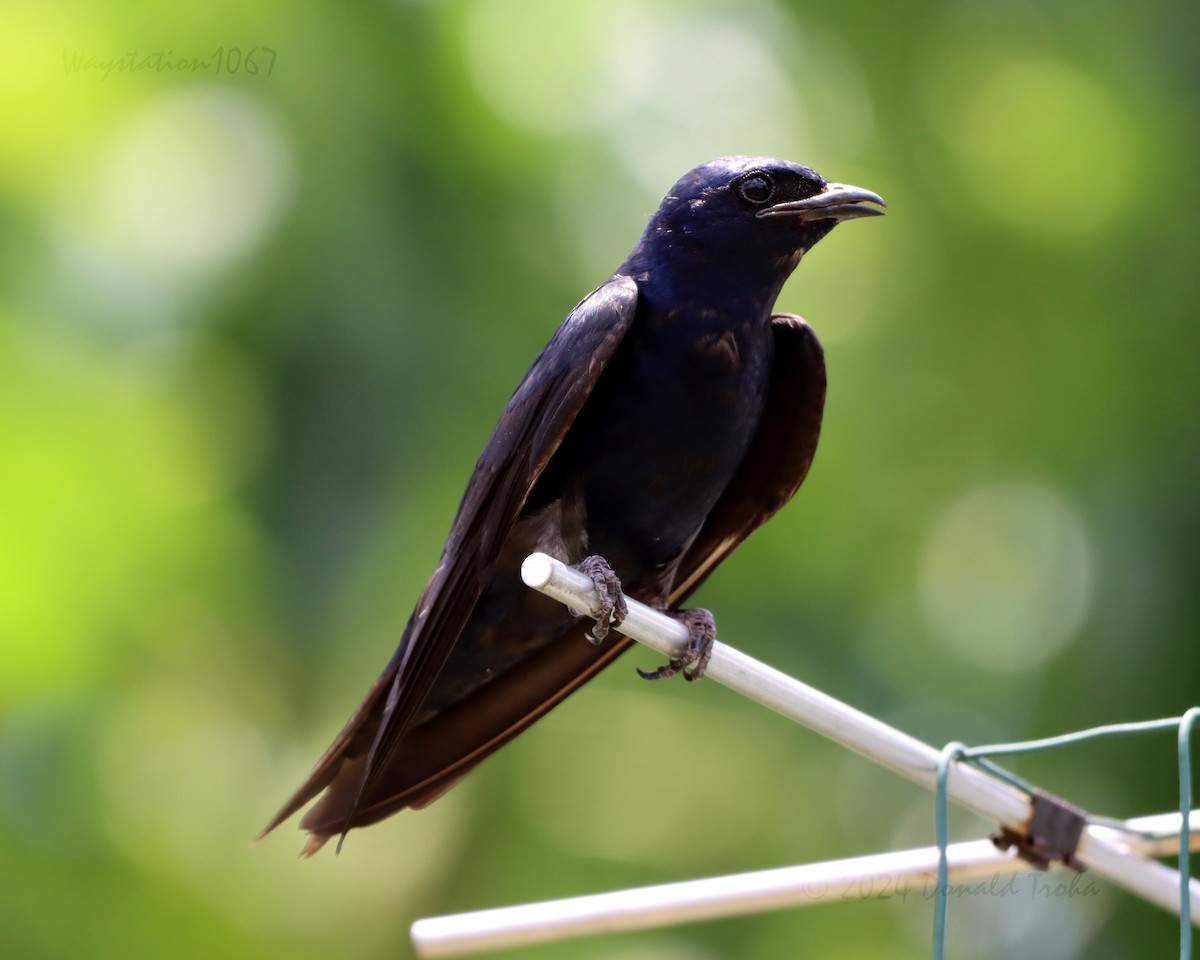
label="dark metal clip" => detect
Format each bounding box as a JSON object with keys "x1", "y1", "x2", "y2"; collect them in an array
[{"x1": 992, "y1": 790, "x2": 1088, "y2": 872}]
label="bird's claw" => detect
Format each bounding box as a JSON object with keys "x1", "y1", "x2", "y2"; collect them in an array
[
  {"x1": 637, "y1": 608, "x2": 715, "y2": 682},
  {"x1": 572, "y1": 555, "x2": 628, "y2": 644}
]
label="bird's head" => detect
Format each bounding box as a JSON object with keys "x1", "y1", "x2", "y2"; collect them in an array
[{"x1": 628, "y1": 157, "x2": 884, "y2": 292}]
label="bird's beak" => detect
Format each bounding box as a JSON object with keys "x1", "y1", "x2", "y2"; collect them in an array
[{"x1": 757, "y1": 182, "x2": 886, "y2": 222}]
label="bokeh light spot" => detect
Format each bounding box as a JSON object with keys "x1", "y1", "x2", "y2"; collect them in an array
[
  {"x1": 464, "y1": 0, "x2": 636, "y2": 134},
  {"x1": 463, "y1": 1, "x2": 874, "y2": 197},
  {"x1": 929, "y1": 55, "x2": 1133, "y2": 239},
  {"x1": 602, "y1": 13, "x2": 811, "y2": 193},
  {"x1": 56, "y1": 85, "x2": 296, "y2": 281},
  {"x1": 918, "y1": 481, "x2": 1093, "y2": 672}
]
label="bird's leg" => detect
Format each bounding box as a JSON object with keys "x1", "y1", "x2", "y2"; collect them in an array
[
  {"x1": 571, "y1": 555, "x2": 628, "y2": 644},
  {"x1": 637, "y1": 608, "x2": 716, "y2": 682}
]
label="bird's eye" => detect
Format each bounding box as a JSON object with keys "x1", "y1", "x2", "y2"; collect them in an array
[{"x1": 737, "y1": 173, "x2": 775, "y2": 205}]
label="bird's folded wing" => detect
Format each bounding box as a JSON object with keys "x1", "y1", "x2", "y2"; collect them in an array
[
  {"x1": 258, "y1": 275, "x2": 640, "y2": 843},
  {"x1": 671, "y1": 313, "x2": 825, "y2": 597}
]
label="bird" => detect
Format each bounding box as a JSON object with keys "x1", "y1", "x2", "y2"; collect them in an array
[{"x1": 259, "y1": 157, "x2": 884, "y2": 855}]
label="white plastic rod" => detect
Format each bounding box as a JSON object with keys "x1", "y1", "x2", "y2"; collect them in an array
[
  {"x1": 412, "y1": 840, "x2": 1026, "y2": 957},
  {"x1": 412, "y1": 814, "x2": 1200, "y2": 958},
  {"x1": 1116, "y1": 811, "x2": 1200, "y2": 856},
  {"x1": 517, "y1": 554, "x2": 1199, "y2": 918}
]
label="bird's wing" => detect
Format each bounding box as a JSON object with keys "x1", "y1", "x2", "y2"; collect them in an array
[
  {"x1": 670, "y1": 313, "x2": 825, "y2": 599},
  {"x1": 292, "y1": 313, "x2": 825, "y2": 840},
  {"x1": 258, "y1": 275, "x2": 640, "y2": 843}
]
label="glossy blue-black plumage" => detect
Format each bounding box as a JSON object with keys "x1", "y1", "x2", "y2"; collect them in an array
[{"x1": 262, "y1": 157, "x2": 883, "y2": 852}]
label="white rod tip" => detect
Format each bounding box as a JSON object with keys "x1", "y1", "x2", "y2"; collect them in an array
[{"x1": 521, "y1": 552, "x2": 555, "y2": 589}]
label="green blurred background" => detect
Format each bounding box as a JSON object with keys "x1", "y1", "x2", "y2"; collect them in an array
[{"x1": 1, "y1": 0, "x2": 1197, "y2": 957}]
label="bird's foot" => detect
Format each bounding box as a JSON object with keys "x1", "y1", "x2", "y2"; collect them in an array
[
  {"x1": 571, "y1": 555, "x2": 628, "y2": 644},
  {"x1": 637, "y1": 608, "x2": 715, "y2": 682}
]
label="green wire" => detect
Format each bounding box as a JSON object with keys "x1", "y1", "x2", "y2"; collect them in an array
[
  {"x1": 1180, "y1": 708, "x2": 1199, "y2": 960},
  {"x1": 932, "y1": 742, "x2": 964, "y2": 960},
  {"x1": 959, "y1": 718, "x2": 1182, "y2": 758}
]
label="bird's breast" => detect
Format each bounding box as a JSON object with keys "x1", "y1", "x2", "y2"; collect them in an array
[{"x1": 570, "y1": 308, "x2": 773, "y2": 577}]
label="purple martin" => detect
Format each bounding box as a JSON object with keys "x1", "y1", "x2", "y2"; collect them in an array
[{"x1": 260, "y1": 157, "x2": 884, "y2": 854}]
